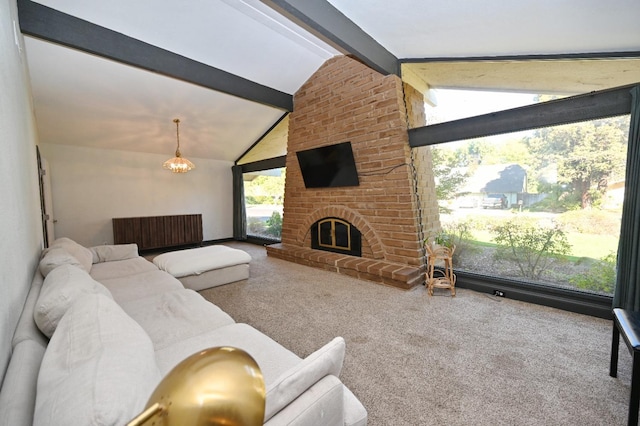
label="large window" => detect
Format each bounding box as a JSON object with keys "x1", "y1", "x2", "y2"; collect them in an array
[
  {"x1": 243, "y1": 167, "x2": 285, "y2": 241},
  {"x1": 428, "y1": 90, "x2": 630, "y2": 298}
]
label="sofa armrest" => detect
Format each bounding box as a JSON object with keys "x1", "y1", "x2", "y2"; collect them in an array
[
  {"x1": 0, "y1": 340, "x2": 46, "y2": 426},
  {"x1": 11, "y1": 271, "x2": 48, "y2": 348},
  {"x1": 264, "y1": 337, "x2": 345, "y2": 421},
  {"x1": 264, "y1": 375, "x2": 344, "y2": 426}
]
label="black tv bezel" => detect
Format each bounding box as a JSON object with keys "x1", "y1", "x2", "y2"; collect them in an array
[{"x1": 295, "y1": 141, "x2": 360, "y2": 189}]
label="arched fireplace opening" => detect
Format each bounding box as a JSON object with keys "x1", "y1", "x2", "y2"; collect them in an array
[{"x1": 311, "y1": 218, "x2": 362, "y2": 257}]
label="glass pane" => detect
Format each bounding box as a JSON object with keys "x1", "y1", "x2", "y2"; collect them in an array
[
  {"x1": 431, "y1": 114, "x2": 629, "y2": 296},
  {"x1": 243, "y1": 167, "x2": 285, "y2": 240},
  {"x1": 334, "y1": 221, "x2": 350, "y2": 248},
  {"x1": 426, "y1": 89, "x2": 554, "y2": 125},
  {"x1": 319, "y1": 221, "x2": 333, "y2": 246}
]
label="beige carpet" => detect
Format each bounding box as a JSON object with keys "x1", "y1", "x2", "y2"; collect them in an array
[{"x1": 199, "y1": 242, "x2": 632, "y2": 425}]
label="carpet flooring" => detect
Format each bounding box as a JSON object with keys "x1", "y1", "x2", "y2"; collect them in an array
[{"x1": 198, "y1": 242, "x2": 632, "y2": 425}]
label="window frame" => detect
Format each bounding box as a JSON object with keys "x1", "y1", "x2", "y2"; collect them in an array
[
  {"x1": 414, "y1": 83, "x2": 637, "y2": 319},
  {"x1": 239, "y1": 156, "x2": 286, "y2": 244}
]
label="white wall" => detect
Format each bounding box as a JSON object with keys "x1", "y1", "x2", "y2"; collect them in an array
[
  {"x1": 0, "y1": 0, "x2": 44, "y2": 383},
  {"x1": 39, "y1": 144, "x2": 234, "y2": 247}
]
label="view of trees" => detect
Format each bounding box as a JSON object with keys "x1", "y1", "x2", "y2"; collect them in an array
[
  {"x1": 244, "y1": 173, "x2": 285, "y2": 205},
  {"x1": 525, "y1": 116, "x2": 628, "y2": 209},
  {"x1": 244, "y1": 169, "x2": 286, "y2": 240},
  {"x1": 432, "y1": 113, "x2": 630, "y2": 296},
  {"x1": 433, "y1": 116, "x2": 629, "y2": 212}
]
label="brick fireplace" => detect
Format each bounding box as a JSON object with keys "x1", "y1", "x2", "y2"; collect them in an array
[{"x1": 267, "y1": 55, "x2": 431, "y2": 289}]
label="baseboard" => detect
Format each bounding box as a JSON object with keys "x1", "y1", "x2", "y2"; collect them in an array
[{"x1": 455, "y1": 270, "x2": 613, "y2": 319}]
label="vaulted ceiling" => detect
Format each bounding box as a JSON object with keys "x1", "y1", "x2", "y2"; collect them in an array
[{"x1": 18, "y1": 0, "x2": 640, "y2": 164}]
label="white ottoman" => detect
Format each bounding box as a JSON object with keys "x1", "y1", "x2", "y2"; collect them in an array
[{"x1": 153, "y1": 245, "x2": 251, "y2": 291}]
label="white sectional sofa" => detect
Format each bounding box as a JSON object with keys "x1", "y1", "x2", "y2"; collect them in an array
[{"x1": 0, "y1": 238, "x2": 367, "y2": 426}]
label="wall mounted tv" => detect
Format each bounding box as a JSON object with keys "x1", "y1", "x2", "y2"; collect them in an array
[{"x1": 296, "y1": 142, "x2": 360, "y2": 188}]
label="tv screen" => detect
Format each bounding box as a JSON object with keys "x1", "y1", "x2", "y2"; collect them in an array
[{"x1": 296, "y1": 142, "x2": 359, "y2": 188}]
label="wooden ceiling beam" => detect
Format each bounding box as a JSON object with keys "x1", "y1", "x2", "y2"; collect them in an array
[
  {"x1": 409, "y1": 83, "x2": 637, "y2": 147},
  {"x1": 17, "y1": 0, "x2": 293, "y2": 111},
  {"x1": 261, "y1": 0, "x2": 398, "y2": 76}
]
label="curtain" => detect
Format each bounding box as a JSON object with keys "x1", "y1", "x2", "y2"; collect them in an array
[
  {"x1": 613, "y1": 85, "x2": 640, "y2": 310},
  {"x1": 232, "y1": 165, "x2": 247, "y2": 241}
]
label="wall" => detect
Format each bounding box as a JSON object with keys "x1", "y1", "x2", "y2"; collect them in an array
[
  {"x1": 404, "y1": 83, "x2": 441, "y2": 239},
  {"x1": 268, "y1": 56, "x2": 435, "y2": 289},
  {"x1": 40, "y1": 144, "x2": 234, "y2": 247},
  {"x1": 0, "y1": 0, "x2": 44, "y2": 384}
]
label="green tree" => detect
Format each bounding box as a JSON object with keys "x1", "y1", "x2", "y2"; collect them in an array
[
  {"x1": 524, "y1": 117, "x2": 628, "y2": 209},
  {"x1": 493, "y1": 139, "x2": 533, "y2": 166},
  {"x1": 244, "y1": 169, "x2": 286, "y2": 205},
  {"x1": 430, "y1": 147, "x2": 468, "y2": 208},
  {"x1": 464, "y1": 140, "x2": 496, "y2": 165}
]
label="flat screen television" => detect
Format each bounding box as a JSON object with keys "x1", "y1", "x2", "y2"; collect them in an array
[{"x1": 296, "y1": 142, "x2": 359, "y2": 188}]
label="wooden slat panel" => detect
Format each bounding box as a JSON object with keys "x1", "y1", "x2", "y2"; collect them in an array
[
  {"x1": 112, "y1": 214, "x2": 202, "y2": 250},
  {"x1": 112, "y1": 217, "x2": 141, "y2": 245}
]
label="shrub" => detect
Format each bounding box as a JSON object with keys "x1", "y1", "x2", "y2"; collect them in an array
[
  {"x1": 492, "y1": 217, "x2": 571, "y2": 280},
  {"x1": 569, "y1": 252, "x2": 617, "y2": 294},
  {"x1": 247, "y1": 217, "x2": 265, "y2": 235},
  {"x1": 426, "y1": 220, "x2": 479, "y2": 267},
  {"x1": 265, "y1": 211, "x2": 282, "y2": 238},
  {"x1": 555, "y1": 209, "x2": 621, "y2": 235}
]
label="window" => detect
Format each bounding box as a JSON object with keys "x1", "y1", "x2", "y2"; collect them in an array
[
  {"x1": 243, "y1": 167, "x2": 285, "y2": 241},
  {"x1": 431, "y1": 115, "x2": 629, "y2": 297},
  {"x1": 417, "y1": 86, "x2": 634, "y2": 315}
]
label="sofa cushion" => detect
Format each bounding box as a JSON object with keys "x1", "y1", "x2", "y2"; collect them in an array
[
  {"x1": 264, "y1": 336, "x2": 346, "y2": 421},
  {"x1": 152, "y1": 245, "x2": 251, "y2": 278},
  {"x1": 34, "y1": 264, "x2": 113, "y2": 338},
  {"x1": 49, "y1": 237, "x2": 93, "y2": 273},
  {"x1": 119, "y1": 289, "x2": 235, "y2": 350},
  {"x1": 97, "y1": 269, "x2": 184, "y2": 304},
  {"x1": 90, "y1": 244, "x2": 139, "y2": 263},
  {"x1": 38, "y1": 247, "x2": 86, "y2": 277},
  {"x1": 34, "y1": 293, "x2": 160, "y2": 426},
  {"x1": 155, "y1": 323, "x2": 302, "y2": 380},
  {"x1": 89, "y1": 256, "x2": 159, "y2": 281}
]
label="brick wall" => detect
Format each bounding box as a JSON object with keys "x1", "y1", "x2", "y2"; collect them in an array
[
  {"x1": 403, "y1": 83, "x2": 441, "y2": 240},
  {"x1": 267, "y1": 56, "x2": 436, "y2": 289}
]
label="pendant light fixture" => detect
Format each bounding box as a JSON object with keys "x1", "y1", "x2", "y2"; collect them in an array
[{"x1": 163, "y1": 118, "x2": 195, "y2": 173}]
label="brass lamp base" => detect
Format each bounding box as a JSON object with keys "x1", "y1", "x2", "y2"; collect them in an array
[{"x1": 128, "y1": 346, "x2": 265, "y2": 426}]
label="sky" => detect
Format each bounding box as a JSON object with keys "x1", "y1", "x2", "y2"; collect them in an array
[{"x1": 427, "y1": 88, "x2": 539, "y2": 123}]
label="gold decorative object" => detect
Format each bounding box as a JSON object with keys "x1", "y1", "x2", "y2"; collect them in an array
[
  {"x1": 163, "y1": 118, "x2": 195, "y2": 173},
  {"x1": 426, "y1": 242, "x2": 456, "y2": 296},
  {"x1": 128, "y1": 347, "x2": 265, "y2": 426}
]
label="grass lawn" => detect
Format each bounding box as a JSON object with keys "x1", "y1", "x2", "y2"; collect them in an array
[{"x1": 470, "y1": 230, "x2": 618, "y2": 260}]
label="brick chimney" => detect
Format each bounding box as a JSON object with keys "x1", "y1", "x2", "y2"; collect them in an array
[{"x1": 267, "y1": 56, "x2": 429, "y2": 289}]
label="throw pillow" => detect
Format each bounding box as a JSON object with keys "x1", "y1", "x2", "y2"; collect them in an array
[
  {"x1": 89, "y1": 244, "x2": 139, "y2": 263},
  {"x1": 50, "y1": 237, "x2": 93, "y2": 273},
  {"x1": 264, "y1": 336, "x2": 346, "y2": 421},
  {"x1": 38, "y1": 247, "x2": 86, "y2": 277},
  {"x1": 34, "y1": 293, "x2": 160, "y2": 426},
  {"x1": 34, "y1": 263, "x2": 113, "y2": 338}
]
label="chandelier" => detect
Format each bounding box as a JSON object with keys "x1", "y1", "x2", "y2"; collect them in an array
[{"x1": 163, "y1": 118, "x2": 195, "y2": 173}]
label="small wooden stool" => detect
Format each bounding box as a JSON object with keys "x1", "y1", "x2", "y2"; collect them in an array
[
  {"x1": 425, "y1": 244, "x2": 456, "y2": 297},
  {"x1": 610, "y1": 308, "x2": 640, "y2": 426}
]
